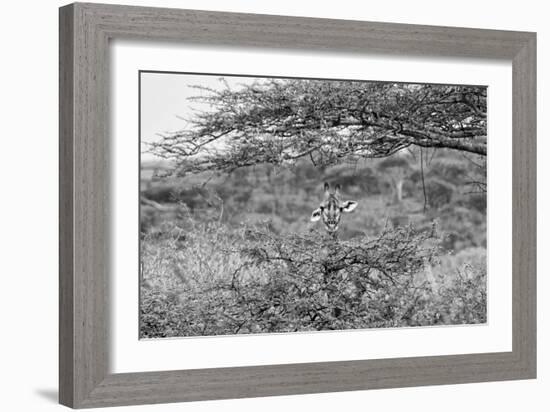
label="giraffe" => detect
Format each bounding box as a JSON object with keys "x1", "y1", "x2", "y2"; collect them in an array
[{"x1": 310, "y1": 182, "x2": 358, "y2": 236}]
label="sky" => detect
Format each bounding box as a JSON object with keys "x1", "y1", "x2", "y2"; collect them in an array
[{"x1": 140, "y1": 72, "x2": 259, "y2": 161}]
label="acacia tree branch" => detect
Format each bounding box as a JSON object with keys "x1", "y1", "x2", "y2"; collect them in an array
[{"x1": 150, "y1": 80, "x2": 487, "y2": 175}]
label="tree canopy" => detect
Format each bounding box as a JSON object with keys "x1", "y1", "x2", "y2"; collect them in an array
[{"x1": 149, "y1": 79, "x2": 487, "y2": 175}]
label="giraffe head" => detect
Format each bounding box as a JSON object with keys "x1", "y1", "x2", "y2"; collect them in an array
[{"x1": 310, "y1": 182, "x2": 358, "y2": 234}]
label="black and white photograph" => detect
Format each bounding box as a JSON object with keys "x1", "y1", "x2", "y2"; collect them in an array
[{"x1": 139, "y1": 72, "x2": 488, "y2": 339}]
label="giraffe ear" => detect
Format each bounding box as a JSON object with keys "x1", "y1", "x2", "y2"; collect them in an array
[
  {"x1": 341, "y1": 200, "x2": 357, "y2": 213},
  {"x1": 311, "y1": 208, "x2": 322, "y2": 222}
]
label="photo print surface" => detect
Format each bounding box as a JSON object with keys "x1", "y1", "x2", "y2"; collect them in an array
[{"x1": 139, "y1": 72, "x2": 487, "y2": 339}]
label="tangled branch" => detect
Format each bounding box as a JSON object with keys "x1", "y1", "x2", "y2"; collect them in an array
[{"x1": 148, "y1": 80, "x2": 487, "y2": 175}]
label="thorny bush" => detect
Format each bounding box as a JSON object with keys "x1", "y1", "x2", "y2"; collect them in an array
[{"x1": 140, "y1": 221, "x2": 486, "y2": 337}]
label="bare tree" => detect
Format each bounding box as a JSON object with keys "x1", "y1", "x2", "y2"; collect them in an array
[{"x1": 377, "y1": 155, "x2": 413, "y2": 204}]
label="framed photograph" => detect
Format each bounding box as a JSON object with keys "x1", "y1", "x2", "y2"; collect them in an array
[{"x1": 59, "y1": 2, "x2": 536, "y2": 408}]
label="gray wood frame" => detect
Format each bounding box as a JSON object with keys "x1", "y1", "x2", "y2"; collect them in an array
[{"x1": 59, "y1": 2, "x2": 536, "y2": 408}]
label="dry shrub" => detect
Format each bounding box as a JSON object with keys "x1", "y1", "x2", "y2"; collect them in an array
[
  {"x1": 140, "y1": 219, "x2": 486, "y2": 338},
  {"x1": 232, "y1": 224, "x2": 438, "y2": 332}
]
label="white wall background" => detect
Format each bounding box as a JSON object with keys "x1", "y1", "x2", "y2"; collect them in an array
[{"x1": 0, "y1": 1, "x2": 546, "y2": 411}]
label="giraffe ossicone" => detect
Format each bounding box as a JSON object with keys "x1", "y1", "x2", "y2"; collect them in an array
[{"x1": 310, "y1": 182, "x2": 358, "y2": 235}]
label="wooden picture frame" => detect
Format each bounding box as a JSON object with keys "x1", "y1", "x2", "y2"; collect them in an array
[{"x1": 59, "y1": 2, "x2": 536, "y2": 408}]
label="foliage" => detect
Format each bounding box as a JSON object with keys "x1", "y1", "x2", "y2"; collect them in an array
[
  {"x1": 140, "y1": 220, "x2": 486, "y2": 338},
  {"x1": 423, "y1": 178, "x2": 455, "y2": 208},
  {"x1": 148, "y1": 80, "x2": 487, "y2": 175},
  {"x1": 142, "y1": 149, "x2": 485, "y2": 242}
]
